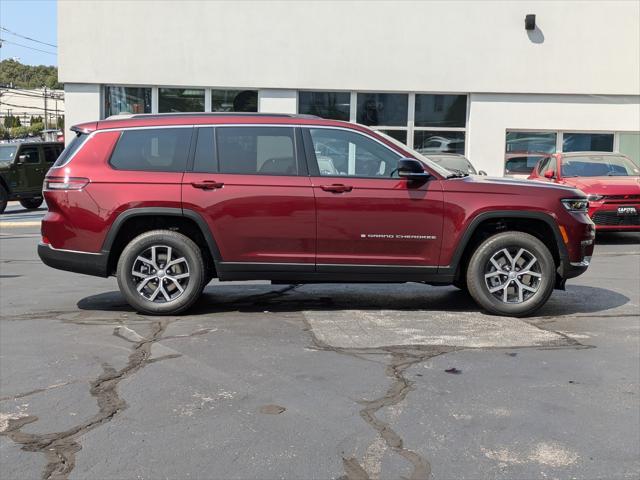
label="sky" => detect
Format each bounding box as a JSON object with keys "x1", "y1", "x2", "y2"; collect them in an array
[{"x1": 0, "y1": 0, "x2": 57, "y2": 66}]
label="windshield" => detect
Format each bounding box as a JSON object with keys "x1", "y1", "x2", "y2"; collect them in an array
[
  {"x1": 0, "y1": 145, "x2": 18, "y2": 166},
  {"x1": 375, "y1": 131, "x2": 451, "y2": 177},
  {"x1": 428, "y1": 155, "x2": 477, "y2": 174},
  {"x1": 561, "y1": 155, "x2": 640, "y2": 177}
]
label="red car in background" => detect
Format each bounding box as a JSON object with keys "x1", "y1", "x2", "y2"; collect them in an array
[{"x1": 529, "y1": 152, "x2": 640, "y2": 231}]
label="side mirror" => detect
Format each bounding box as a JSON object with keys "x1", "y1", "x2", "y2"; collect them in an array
[
  {"x1": 397, "y1": 158, "x2": 431, "y2": 182},
  {"x1": 478, "y1": 170, "x2": 487, "y2": 176},
  {"x1": 17, "y1": 155, "x2": 27, "y2": 164},
  {"x1": 544, "y1": 170, "x2": 555, "y2": 179}
]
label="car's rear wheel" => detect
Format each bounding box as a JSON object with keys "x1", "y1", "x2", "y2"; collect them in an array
[
  {"x1": 0, "y1": 186, "x2": 7, "y2": 214},
  {"x1": 466, "y1": 231, "x2": 555, "y2": 317},
  {"x1": 19, "y1": 197, "x2": 43, "y2": 210},
  {"x1": 117, "y1": 230, "x2": 206, "y2": 315}
]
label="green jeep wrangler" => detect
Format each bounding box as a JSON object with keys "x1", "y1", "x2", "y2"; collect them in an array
[{"x1": 0, "y1": 141, "x2": 64, "y2": 214}]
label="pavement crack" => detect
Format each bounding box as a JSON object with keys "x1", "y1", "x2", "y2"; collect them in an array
[
  {"x1": 0, "y1": 320, "x2": 170, "y2": 480},
  {"x1": 0, "y1": 381, "x2": 78, "y2": 402}
]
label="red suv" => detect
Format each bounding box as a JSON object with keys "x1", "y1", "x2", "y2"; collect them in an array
[
  {"x1": 39, "y1": 113, "x2": 595, "y2": 316},
  {"x1": 528, "y1": 152, "x2": 640, "y2": 232}
]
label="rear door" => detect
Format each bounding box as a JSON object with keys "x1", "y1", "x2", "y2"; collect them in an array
[
  {"x1": 182, "y1": 125, "x2": 315, "y2": 267},
  {"x1": 303, "y1": 127, "x2": 443, "y2": 270}
]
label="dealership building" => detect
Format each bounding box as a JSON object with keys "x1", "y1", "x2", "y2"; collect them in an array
[{"x1": 58, "y1": 1, "x2": 639, "y2": 175}]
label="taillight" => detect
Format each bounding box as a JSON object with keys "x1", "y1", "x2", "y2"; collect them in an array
[{"x1": 44, "y1": 177, "x2": 89, "y2": 191}]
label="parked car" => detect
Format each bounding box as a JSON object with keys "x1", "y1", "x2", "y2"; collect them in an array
[
  {"x1": 504, "y1": 151, "x2": 551, "y2": 179},
  {"x1": 424, "y1": 153, "x2": 487, "y2": 176},
  {"x1": 0, "y1": 141, "x2": 64, "y2": 213},
  {"x1": 529, "y1": 151, "x2": 640, "y2": 231},
  {"x1": 38, "y1": 113, "x2": 594, "y2": 317},
  {"x1": 415, "y1": 135, "x2": 465, "y2": 155}
]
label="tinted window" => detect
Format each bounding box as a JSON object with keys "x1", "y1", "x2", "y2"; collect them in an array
[
  {"x1": 536, "y1": 156, "x2": 551, "y2": 174},
  {"x1": 308, "y1": 128, "x2": 400, "y2": 178},
  {"x1": 193, "y1": 127, "x2": 215, "y2": 172},
  {"x1": 159, "y1": 88, "x2": 205, "y2": 112},
  {"x1": 414, "y1": 131, "x2": 465, "y2": 154},
  {"x1": 43, "y1": 145, "x2": 59, "y2": 164},
  {"x1": 110, "y1": 128, "x2": 192, "y2": 172},
  {"x1": 54, "y1": 133, "x2": 89, "y2": 167},
  {"x1": 357, "y1": 93, "x2": 408, "y2": 126},
  {"x1": 378, "y1": 130, "x2": 407, "y2": 145},
  {"x1": 415, "y1": 94, "x2": 467, "y2": 128},
  {"x1": 298, "y1": 91, "x2": 350, "y2": 121},
  {"x1": 562, "y1": 133, "x2": 614, "y2": 153},
  {"x1": 217, "y1": 127, "x2": 296, "y2": 175},
  {"x1": 561, "y1": 155, "x2": 640, "y2": 177},
  {"x1": 211, "y1": 90, "x2": 258, "y2": 112},
  {"x1": 104, "y1": 86, "x2": 151, "y2": 116},
  {"x1": 505, "y1": 155, "x2": 546, "y2": 174},
  {"x1": 20, "y1": 146, "x2": 40, "y2": 164}
]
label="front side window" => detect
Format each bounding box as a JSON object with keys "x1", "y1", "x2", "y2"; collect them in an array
[
  {"x1": 104, "y1": 86, "x2": 151, "y2": 117},
  {"x1": 19, "y1": 146, "x2": 40, "y2": 164},
  {"x1": 0, "y1": 145, "x2": 18, "y2": 166},
  {"x1": 43, "y1": 145, "x2": 59, "y2": 164},
  {"x1": 298, "y1": 91, "x2": 350, "y2": 121},
  {"x1": 561, "y1": 155, "x2": 640, "y2": 177},
  {"x1": 110, "y1": 128, "x2": 192, "y2": 172},
  {"x1": 308, "y1": 128, "x2": 400, "y2": 178},
  {"x1": 562, "y1": 133, "x2": 614, "y2": 153},
  {"x1": 217, "y1": 127, "x2": 297, "y2": 175},
  {"x1": 356, "y1": 93, "x2": 408, "y2": 127},
  {"x1": 211, "y1": 90, "x2": 258, "y2": 112},
  {"x1": 159, "y1": 88, "x2": 205, "y2": 113}
]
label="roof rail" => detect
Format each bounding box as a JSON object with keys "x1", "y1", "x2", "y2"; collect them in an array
[{"x1": 104, "y1": 112, "x2": 321, "y2": 120}]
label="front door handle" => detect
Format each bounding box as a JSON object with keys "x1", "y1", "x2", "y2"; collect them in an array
[
  {"x1": 320, "y1": 184, "x2": 353, "y2": 193},
  {"x1": 191, "y1": 181, "x2": 224, "y2": 190}
]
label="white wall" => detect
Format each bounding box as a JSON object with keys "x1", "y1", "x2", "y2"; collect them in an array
[
  {"x1": 467, "y1": 94, "x2": 640, "y2": 176},
  {"x1": 258, "y1": 90, "x2": 297, "y2": 114},
  {"x1": 59, "y1": 1, "x2": 640, "y2": 95},
  {"x1": 63, "y1": 84, "x2": 100, "y2": 144}
]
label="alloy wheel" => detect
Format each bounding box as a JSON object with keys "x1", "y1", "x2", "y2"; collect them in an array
[
  {"x1": 131, "y1": 245, "x2": 190, "y2": 302},
  {"x1": 483, "y1": 247, "x2": 542, "y2": 304}
]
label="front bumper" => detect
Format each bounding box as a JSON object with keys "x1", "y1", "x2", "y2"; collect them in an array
[
  {"x1": 590, "y1": 203, "x2": 640, "y2": 231},
  {"x1": 38, "y1": 243, "x2": 109, "y2": 277}
]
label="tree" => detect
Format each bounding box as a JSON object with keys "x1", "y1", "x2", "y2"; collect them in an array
[
  {"x1": 3, "y1": 115, "x2": 21, "y2": 128},
  {"x1": 31, "y1": 115, "x2": 44, "y2": 125},
  {"x1": 0, "y1": 59, "x2": 60, "y2": 89}
]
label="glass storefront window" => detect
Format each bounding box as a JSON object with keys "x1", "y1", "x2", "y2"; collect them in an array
[
  {"x1": 562, "y1": 133, "x2": 614, "y2": 152},
  {"x1": 415, "y1": 94, "x2": 467, "y2": 128},
  {"x1": 211, "y1": 90, "x2": 258, "y2": 112},
  {"x1": 618, "y1": 132, "x2": 640, "y2": 167},
  {"x1": 505, "y1": 131, "x2": 557, "y2": 154},
  {"x1": 298, "y1": 91, "x2": 350, "y2": 121},
  {"x1": 414, "y1": 131, "x2": 465, "y2": 154},
  {"x1": 159, "y1": 88, "x2": 205, "y2": 113},
  {"x1": 377, "y1": 129, "x2": 407, "y2": 144},
  {"x1": 357, "y1": 93, "x2": 408, "y2": 127},
  {"x1": 104, "y1": 86, "x2": 151, "y2": 117}
]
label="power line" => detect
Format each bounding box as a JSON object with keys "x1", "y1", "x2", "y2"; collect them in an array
[
  {"x1": 0, "y1": 26, "x2": 57, "y2": 48},
  {"x1": 0, "y1": 100, "x2": 61, "y2": 114},
  {"x1": 0, "y1": 38, "x2": 56, "y2": 56}
]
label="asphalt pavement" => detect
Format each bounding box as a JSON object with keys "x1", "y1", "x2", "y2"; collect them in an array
[{"x1": 1, "y1": 201, "x2": 639, "y2": 480}]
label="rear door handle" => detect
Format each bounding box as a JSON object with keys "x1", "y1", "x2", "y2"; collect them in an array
[
  {"x1": 320, "y1": 184, "x2": 353, "y2": 193},
  {"x1": 191, "y1": 181, "x2": 224, "y2": 190}
]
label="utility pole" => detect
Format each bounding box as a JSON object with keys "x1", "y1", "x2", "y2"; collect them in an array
[{"x1": 43, "y1": 86, "x2": 48, "y2": 129}]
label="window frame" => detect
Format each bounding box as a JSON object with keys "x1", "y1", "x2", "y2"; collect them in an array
[
  {"x1": 301, "y1": 126, "x2": 403, "y2": 180},
  {"x1": 19, "y1": 145, "x2": 42, "y2": 164}
]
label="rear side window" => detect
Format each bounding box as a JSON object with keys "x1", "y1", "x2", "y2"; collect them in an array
[
  {"x1": 110, "y1": 128, "x2": 192, "y2": 172},
  {"x1": 54, "y1": 133, "x2": 89, "y2": 167},
  {"x1": 43, "y1": 145, "x2": 60, "y2": 164},
  {"x1": 217, "y1": 127, "x2": 297, "y2": 175}
]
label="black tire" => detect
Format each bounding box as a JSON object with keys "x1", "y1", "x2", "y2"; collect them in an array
[
  {"x1": 0, "y1": 185, "x2": 7, "y2": 214},
  {"x1": 19, "y1": 197, "x2": 43, "y2": 210},
  {"x1": 466, "y1": 231, "x2": 555, "y2": 317},
  {"x1": 117, "y1": 230, "x2": 206, "y2": 315}
]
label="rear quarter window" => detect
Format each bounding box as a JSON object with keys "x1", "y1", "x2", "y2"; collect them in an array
[
  {"x1": 109, "y1": 128, "x2": 192, "y2": 172},
  {"x1": 54, "y1": 134, "x2": 90, "y2": 167}
]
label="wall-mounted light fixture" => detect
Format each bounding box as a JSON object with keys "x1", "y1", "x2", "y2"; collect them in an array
[{"x1": 525, "y1": 14, "x2": 536, "y2": 31}]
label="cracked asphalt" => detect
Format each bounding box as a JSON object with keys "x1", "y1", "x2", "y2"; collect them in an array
[{"x1": 1, "y1": 205, "x2": 639, "y2": 480}]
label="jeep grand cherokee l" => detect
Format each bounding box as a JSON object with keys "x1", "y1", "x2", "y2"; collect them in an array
[{"x1": 38, "y1": 113, "x2": 595, "y2": 316}]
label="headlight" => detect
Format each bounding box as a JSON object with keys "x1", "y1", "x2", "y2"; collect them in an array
[
  {"x1": 587, "y1": 194, "x2": 604, "y2": 202},
  {"x1": 561, "y1": 198, "x2": 589, "y2": 212}
]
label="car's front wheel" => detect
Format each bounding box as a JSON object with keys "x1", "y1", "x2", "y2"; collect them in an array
[
  {"x1": 19, "y1": 197, "x2": 44, "y2": 210},
  {"x1": 117, "y1": 230, "x2": 206, "y2": 315},
  {"x1": 466, "y1": 231, "x2": 555, "y2": 317}
]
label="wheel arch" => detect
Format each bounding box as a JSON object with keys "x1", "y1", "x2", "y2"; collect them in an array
[
  {"x1": 444, "y1": 211, "x2": 568, "y2": 282},
  {"x1": 102, "y1": 207, "x2": 222, "y2": 276}
]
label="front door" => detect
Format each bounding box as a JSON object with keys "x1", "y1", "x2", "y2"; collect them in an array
[
  {"x1": 15, "y1": 145, "x2": 43, "y2": 194},
  {"x1": 182, "y1": 126, "x2": 315, "y2": 268},
  {"x1": 303, "y1": 127, "x2": 443, "y2": 270}
]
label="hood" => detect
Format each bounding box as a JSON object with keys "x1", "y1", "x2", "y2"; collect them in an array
[
  {"x1": 467, "y1": 175, "x2": 581, "y2": 193},
  {"x1": 561, "y1": 176, "x2": 640, "y2": 195}
]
